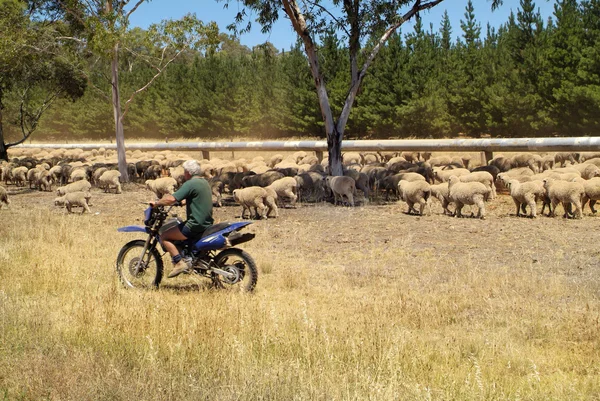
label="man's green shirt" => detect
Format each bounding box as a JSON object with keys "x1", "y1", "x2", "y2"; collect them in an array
[{"x1": 172, "y1": 176, "x2": 214, "y2": 235}]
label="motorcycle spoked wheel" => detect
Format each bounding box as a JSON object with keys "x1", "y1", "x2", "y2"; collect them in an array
[
  {"x1": 116, "y1": 239, "x2": 164, "y2": 289},
  {"x1": 211, "y1": 248, "x2": 258, "y2": 292}
]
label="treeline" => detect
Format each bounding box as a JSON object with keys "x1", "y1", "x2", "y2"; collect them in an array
[{"x1": 26, "y1": 0, "x2": 600, "y2": 140}]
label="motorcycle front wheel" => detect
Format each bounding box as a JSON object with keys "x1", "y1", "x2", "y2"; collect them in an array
[
  {"x1": 116, "y1": 239, "x2": 164, "y2": 289},
  {"x1": 212, "y1": 248, "x2": 258, "y2": 292}
]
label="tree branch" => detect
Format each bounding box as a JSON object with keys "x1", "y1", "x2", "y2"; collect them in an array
[
  {"x1": 302, "y1": 0, "x2": 351, "y2": 38},
  {"x1": 120, "y1": 47, "x2": 187, "y2": 120},
  {"x1": 8, "y1": 91, "x2": 59, "y2": 147},
  {"x1": 125, "y1": 0, "x2": 146, "y2": 20}
]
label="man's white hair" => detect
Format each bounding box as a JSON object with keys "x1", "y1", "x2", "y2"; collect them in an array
[{"x1": 182, "y1": 159, "x2": 202, "y2": 176}]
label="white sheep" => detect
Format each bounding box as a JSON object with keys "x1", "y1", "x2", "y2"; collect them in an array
[
  {"x1": 429, "y1": 182, "x2": 452, "y2": 215},
  {"x1": 70, "y1": 168, "x2": 88, "y2": 182},
  {"x1": 397, "y1": 180, "x2": 431, "y2": 216},
  {"x1": 572, "y1": 163, "x2": 600, "y2": 180},
  {"x1": 0, "y1": 185, "x2": 10, "y2": 209},
  {"x1": 56, "y1": 180, "x2": 92, "y2": 196},
  {"x1": 458, "y1": 171, "x2": 496, "y2": 199},
  {"x1": 98, "y1": 170, "x2": 122, "y2": 194},
  {"x1": 448, "y1": 175, "x2": 491, "y2": 219},
  {"x1": 433, "y1": 167, "x2": 470, "y2": 183},
  {"x1": 542, "y1": 177, "x2": 585, "y2": 219},
  {"x1": 505, "y1": 179, "x2": 546, "y2": 218},
  {"x1": 266, "y1": 176, "x2": 298, "y2": 208},
  {"x1": 325, "y1": 176, "x2": 356, "y2": 206},
  {"x1": 55, "y1": 191, "x2": 92, "y2": 214},
  {"x1": 263, "y1": 186, "x2": 279, "y2": 218},
  {"x1": 572, "y1": 177, "x2": 600, "y2": 214},
  {"x1": 232, "y1": 186, "x2": 269, "y2": 219},
  {"x1": 145, "y1": 177, "x2": 177, "y2": 199}
]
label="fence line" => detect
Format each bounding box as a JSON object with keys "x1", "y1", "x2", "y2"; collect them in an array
[{"x1": 16, "y1": 137, "x2": 600, "y2": 164}]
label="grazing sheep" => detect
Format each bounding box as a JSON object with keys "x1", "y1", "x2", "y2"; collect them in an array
[
  {"x1": 510, "y1": 153, "x2": 541, "y2": 173},
  {"x1": 506, "y1": 179, "x2": 546, "y2": 218},
  {"x1": 572, "y1": 163, "x2": 600, "y2": 180},
  {"x1": 98, "y1": 170, "x2": 122, "y2": 194},
  {"x1": 263, "y1": 186, "x2": 279, "y2": 218},
  {"x1": 448, "y1": 175, "x2": 491, "y2": 219},
  {"x1": 572, "y1": 177, "x2": 600, "y2": 214},
  {"x1": 55, "y1": 191, "x2": 92, "y2": 214},
  {"x1": 429, "y1": 182, "x2": 452, "y2": 215},
  {"x1": 266, "y1": 176, "x2": 298, "y2": 208},
  {"x1": 36, "y1": 170, "x2": 52, "y2": 192},
  {"x1": 12, "y1": 166, "x2": 28, "y2": 187},
  {"x1": 397, "y1": 180, "x2": 431, "y2": 215},
  {"x1": 554, "y1": 152, "x2": 580, "y2": 167},
  {"x1": 145, "y1": 177, "x2": 177, "y2": 199},
  {"x1": 325, "y1": 176, "x2": 356, "y2": 206},
  {"x1": 70, "y1": 168, "x2": 88, "y2": 182},
  {"x1": 56, "y1": 180, "x2": 92, "y2": 196},
  {"x1": 344, "y1": 169, "x2": 370, "y2": 200},
  {"x1": 0, "y1": 185, "x2": 10, "y2": 209},
  {"x1": 542, "y1": 177, "x2": 585, "y2": 219},
  {"x1": 92, "y1": 167, "x2": 109, "y2": 186},
  {"x1": 232, "y1": 186, "x2": 269, "y2": 219}
]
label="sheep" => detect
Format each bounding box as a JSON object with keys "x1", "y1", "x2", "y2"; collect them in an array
[
  {"x1": 572, "y1": 163, "x2": 600, "y2": 180},
  {"x1": 458, "y1": 171, "x2": 496, "y2": 199},
  {"x1": 98, "y1": 170, "x2": 122, "y2": 194},
  {"x1": 145, "y1": 177, "x2": 177, "y2": 199},
  {"x1": 11, "y1": 166, "x2": 28, "y2": 187},
  {"x1": 433, "y1": 167, "x2": 470, "y2": 183},
  {"x1": 510, "y1": 153, "x2": 541, "y2": 173},
  {"x1": 0, "y1": 185, "x2": 10, "y2": 209},
  {"x1": 542, "y1": 177, "x2": 585, "y2": 219},
  {"x1": 554, "y1": 152, "x2": 580, "y2": 167},
  {"x1": 572, "y1": 177, "x2": 600, "y2": 214},
  {"x1": 397, "y1": 180, "x2": 431, "y2": 216},
  {"x1": 429, "y1": 182, "x2": 452, "y2": 215},
  {"x1": 55, "y1": 191, "x2": 92, "y2": 214},
  {"x1": 92, "y1": 167, "x2": 109, "y2": 186},
  {"x1": 36, "y1": 170, "x2": 52, "y2": 192},
  {"x1": 266, "y1": 176, "x2": 298, "y2": 208},
  {"x1": 344, "y1": 169, "x2": 370, "y2": 200},
  {"x1": 325, "y1": 175, "x2": 356, "y2": 206},
  {"x1": 232, "y1": 186, "x2": 269, "y2": 219},
  {"x1": 505, "y1": 179, "x2": 547, "y2": 218},
  {"x1": 294, "y1": 172, "x2": 327, "y2": 202},
  {"x1": 56, "y1": 180, "x2": 92, "y2": 196},
  {"x1": 263, "y1": 186, "x2": 279, "y2": 218},
  {"x1": 70, "y1": 168, "x2": 88, "y2": 182},
  {"x1": 448, "y1": 175, "x2": 491, "y2": 219}
]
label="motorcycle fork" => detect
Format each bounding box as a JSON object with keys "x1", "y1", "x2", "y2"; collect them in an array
[{"x1": 134, "y1": 235, "x2": 156, "y2": 273}]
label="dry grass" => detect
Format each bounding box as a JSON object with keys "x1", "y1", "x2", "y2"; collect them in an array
[{"x1": 1, "y1": 184, "x2": 599, "y2": 400}]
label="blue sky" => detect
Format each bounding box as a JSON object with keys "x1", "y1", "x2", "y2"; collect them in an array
[{"x1": 128, "y1": 0, "x2": 557, "y2": 51}]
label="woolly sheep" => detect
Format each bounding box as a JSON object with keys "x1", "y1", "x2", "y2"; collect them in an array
[
  {"x1": 36, "y1": 170, "x2": 52, "y2": 192},
  {"x1": 12, "y1": 166, "x2": 28, "y2": 187},
  {"x1": 55, "y1": 191, "x2": 92, "y2": 214},
  {"x1": 92, "y1": 167, "x2": 109, "y2": 186},
  {"x1": 433, "y1": 167, "x2": 470, "y2": 183},
  {"x1": 554, "y1": 152, "x2": 580, "y2": 167},
  {"x1": 232, "y1": 186, "x2": 270, "y2": 219},
  {"x1": 448, "y1": 175, "x2": 491, "y2": 219},
  {"x1": 542, "y1": 177, "x2": 585, "y2": 219},
  {"x1": 0, "y1": 185, "x2": 10, "y2": 209},
  {"x1": 458, "y1": 171, "x2": 496, "y2": 199},
  {"x1": 429, "y1": 182, "x2": 452, "y2": 215},
  {"x1": 505, "y1": 179, "x2": 546, "y2": 218},
  {"x1": 572, "y1": 177, "x2": 600, "y2": 214},
  {"x1": 572, "y1": 163, "x2": 600, "y2": 180},
  {"x1": 397, "y1": 180, "x2": 431, "y2": 216},
  {"x1": 325, "y1": 176, "x2": 356, "y2": 206},
  {"x1": 98, "y1": 170, "x2": 122, "y2": 194},
  {"x1": 263, "y1": 186, "x2": 279, "y2": 218},
  {"x1": 266, "y1": 176, "x2": 298, "y2": 208},
  {"x1": 56, "y1": 180, "x2": 92, "y2": 196},
  {"x1": 70, "y1": 168, "x2": 88, "y2": 182},
  {"x1": 146, "y1": 177, "x2": 177, "y2": 199}
]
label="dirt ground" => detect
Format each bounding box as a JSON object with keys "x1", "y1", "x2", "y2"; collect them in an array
[{"x1": 4, "y1": 182, "x2": 600, "y2": 288}]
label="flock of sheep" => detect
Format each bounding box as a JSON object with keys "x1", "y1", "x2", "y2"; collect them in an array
[{"x1": 2, "y1": 146, "x2": 600, "y2": 221}]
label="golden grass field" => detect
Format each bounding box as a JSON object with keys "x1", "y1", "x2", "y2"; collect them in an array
[{"x1": 1, "y1": 150, "x2": 600, "y2": 400}]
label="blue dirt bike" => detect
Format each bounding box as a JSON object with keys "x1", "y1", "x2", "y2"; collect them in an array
[{"x1": 116, "y1": 204, "x2": 258, "y2": 291}]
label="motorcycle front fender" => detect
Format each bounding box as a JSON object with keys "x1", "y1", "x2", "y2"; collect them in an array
[{"x1": 117, "y1": 225, "x2": 150, "y2": 234}]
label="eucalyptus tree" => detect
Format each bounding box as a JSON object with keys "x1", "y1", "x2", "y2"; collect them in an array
[
  {"x1": 56, "y1": 0, "x2": 219, "y2": 181},
  {"x1": 224, "y1": 0, "x2": 503, "y2": 175},
  {"x1": 0, "y1": 0, "x2": 86, "y2": 161}
]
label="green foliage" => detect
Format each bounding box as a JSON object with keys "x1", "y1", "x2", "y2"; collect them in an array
[{"x1": 16, "y1": 0, "x2": 600, "y2": 140}]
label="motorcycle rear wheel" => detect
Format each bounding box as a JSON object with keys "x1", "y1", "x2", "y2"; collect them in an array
[
  {"x1": 212, "y1": 248, "x2": 258, "y2": 292},
  {"x1": 116, "y1": 239, "x2": 164, "y2": 289}
]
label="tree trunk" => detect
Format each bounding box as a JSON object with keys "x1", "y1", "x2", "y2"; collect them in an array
[
  {"x1": 111, "y1": 43, "x2": 129, "y2": 182},
  {"x1": 327, "y1": 127, "x2": 344, "y2": 176}
]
